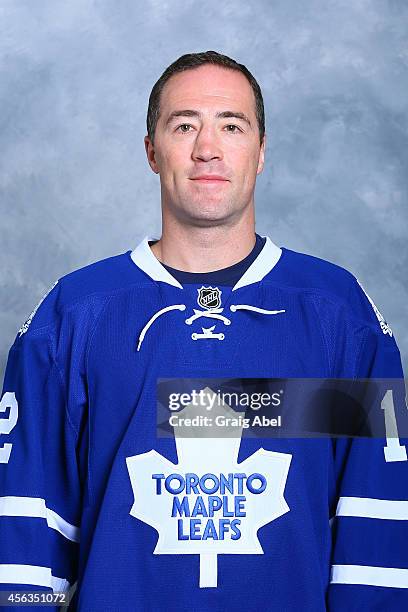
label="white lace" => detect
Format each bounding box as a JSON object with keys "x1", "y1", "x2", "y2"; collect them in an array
[
  {"x1": 230, "y1": 304, "x2": 285, "y2": 315},
  {"x1": 185, "y1": 308, "x2": 231, "y2": 326},
  {"x1": 137, "y1": 304, "x2": 186, "y2": 351},
  {"x1": 137, "y1": 303, "x2": 285, "y2": 350}
]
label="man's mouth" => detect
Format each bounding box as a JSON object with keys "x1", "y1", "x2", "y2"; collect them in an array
[{"x1": 190, "y1": 175, "x2": 229, "y2": 183}]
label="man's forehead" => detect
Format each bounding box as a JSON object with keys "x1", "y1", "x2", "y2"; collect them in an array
[{"x1": 160, "y1": 66, "x2": 255, "y2": 113}]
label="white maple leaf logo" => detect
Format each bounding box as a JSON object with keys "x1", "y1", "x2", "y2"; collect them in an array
[{"x1": 126, "y1": 387, "x2": 292, "y2": 588}]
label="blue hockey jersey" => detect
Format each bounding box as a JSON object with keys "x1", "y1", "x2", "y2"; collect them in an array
[{"x1": 1, "y1": 235, "x2": 407, "y2": 611}]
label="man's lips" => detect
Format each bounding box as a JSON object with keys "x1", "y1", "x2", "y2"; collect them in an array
[{"x1": 190, "y1": 175, "x2": 229, "y2": 182}]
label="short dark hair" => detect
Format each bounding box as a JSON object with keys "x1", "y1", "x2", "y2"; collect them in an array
[{"x1": 146, "y1": 50, "x2": 265, "y2": 146}]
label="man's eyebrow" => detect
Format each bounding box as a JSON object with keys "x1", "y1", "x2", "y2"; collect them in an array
[{"x1": 165, "y1": 109, "x2": 252, "y2": 127}]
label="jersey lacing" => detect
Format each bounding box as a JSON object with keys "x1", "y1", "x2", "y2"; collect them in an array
[{"x1": 137, "y1": 304, "x2": 285, "y2": 351}]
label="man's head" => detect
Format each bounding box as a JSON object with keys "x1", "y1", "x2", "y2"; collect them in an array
[{"x1": 144, "y1": 51, "x2": 266, "y2": 228}]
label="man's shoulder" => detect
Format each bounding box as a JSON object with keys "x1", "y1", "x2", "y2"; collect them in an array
[
  {"x1": 270, "y1": 246, "x2": 357, "y2": 304},
  {"x1": 16, "y1": 249, "x2": 149, "y2": 339},
  {"x1": 271, "y1": 246, "x2": 393, "y2": 338},
  {"x1": 58, "y1": 249, "x2": 147, "y2": 301}
]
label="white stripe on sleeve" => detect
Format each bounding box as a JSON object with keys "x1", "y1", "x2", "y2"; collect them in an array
[
  {"x1": 336, "y1": 496, "x2": 408, "y2": 520},
  {"x1": 0, "y1": 496, "x2": 80, "y2": 542},
  {"x1": 331, "y1": 564, "x2": 408, "y2": 588},
  {"x1": 0, "y1": 564, "x2": 70, "y2": 592}
]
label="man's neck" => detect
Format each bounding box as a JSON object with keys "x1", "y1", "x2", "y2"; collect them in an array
[{"x1": 150, "y1": 221, "x2": 257, "y2": 273}]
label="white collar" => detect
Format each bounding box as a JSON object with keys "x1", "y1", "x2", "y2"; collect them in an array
[{"x1": 130, "y1": 235, "x2": 282, "y2": 291}]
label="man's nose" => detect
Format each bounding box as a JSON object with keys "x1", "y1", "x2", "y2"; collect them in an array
[{"x1": 191, "y1": 127, "x2": 223, "y2": 162}]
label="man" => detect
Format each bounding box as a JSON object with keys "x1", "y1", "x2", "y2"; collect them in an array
[{"x1": 0, "y1": 50, "x2": 407, "y2": 611}]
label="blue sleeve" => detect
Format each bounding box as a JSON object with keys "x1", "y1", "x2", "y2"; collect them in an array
[
  {"x1": 0, "y1": 305, "x2": 81, "y2": 607},
  {"x1": 328, "y1": 278, "x2": 408, "y2": 610}
]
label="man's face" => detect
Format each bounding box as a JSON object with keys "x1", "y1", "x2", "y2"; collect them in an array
[{"x1": 145, "y1": 64, "x2": 265, "y2": 227}]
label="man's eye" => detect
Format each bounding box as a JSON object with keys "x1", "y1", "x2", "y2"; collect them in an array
[
  {"x1": 177, "y1": 124, "x2": 193, "y2": 133},
  {"x1": 225, "y1": 125, "x2": 241, "y2": 133}
]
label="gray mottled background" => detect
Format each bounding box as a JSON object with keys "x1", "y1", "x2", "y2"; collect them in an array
[{"x1": 0, "y1": 0, "x2": 407, "y2": 379}]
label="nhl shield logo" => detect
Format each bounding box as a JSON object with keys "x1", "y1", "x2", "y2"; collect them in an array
[{"x1": 197, "y1": 286, "x2": 222, "y2": 310}]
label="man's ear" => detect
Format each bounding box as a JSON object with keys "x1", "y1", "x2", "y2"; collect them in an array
[
  {"x1": 144, "y1": 135, "x2": 160, "y2": 174},
  {"x1": 256, "y1": 133, "x2": 266, "y2": 175}
]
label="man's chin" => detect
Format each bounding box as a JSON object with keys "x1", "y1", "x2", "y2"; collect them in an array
[
  {"x1": 167, "y1": 195, "x2": 246, "y2": 226},
  {"x1": 181, "y1": 208, "x2": 240, "y2": 228}
]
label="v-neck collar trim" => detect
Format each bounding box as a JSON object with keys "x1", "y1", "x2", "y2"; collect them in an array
[{"x1": 130, "y1": 235, "x2": 282, "y2": 291}]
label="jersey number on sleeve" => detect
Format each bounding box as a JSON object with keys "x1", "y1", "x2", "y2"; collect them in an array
[
  {"x1": 381, "y1": 389, "x2": 408, "y2": 463},
  {"x1": 0, "y1": 392, "x2": 19, "y2": 464}
]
